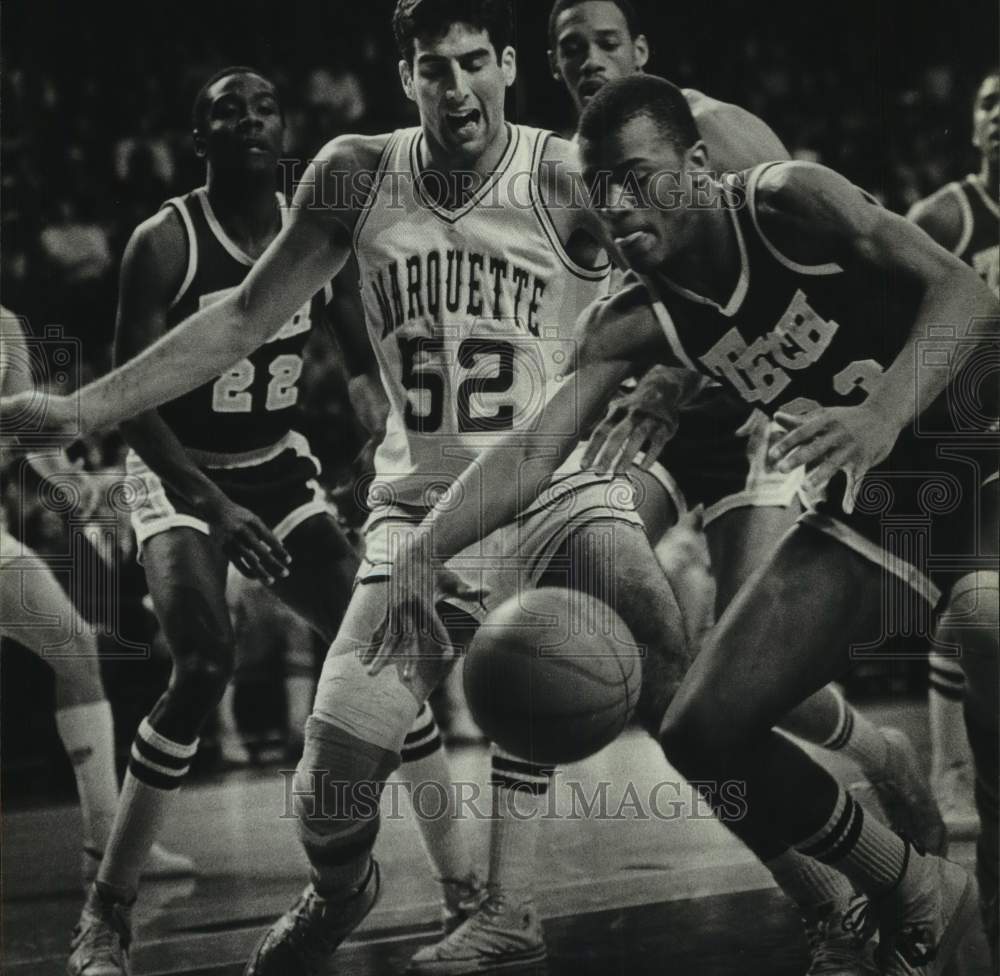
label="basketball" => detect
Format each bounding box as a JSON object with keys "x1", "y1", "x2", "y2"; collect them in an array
[{"x1": 463, "y1": 588, "x2": 642, "y2": 765}]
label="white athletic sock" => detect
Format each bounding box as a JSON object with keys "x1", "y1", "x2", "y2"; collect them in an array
[
  {"x1": 819, "y1": 686, "x2": 888, "y2": 779},
  {"x1": 96, "y1": 717, "x2": 197, "y2": 899},
  {"x1": 399, "y1": 704, "x2": 474, "y2": 883},
  {"x1": 928, "y1": 652, "x2": 972, "y2": 781},
  {"x1": 487, "y1": 748, "x2": 554, "y2": 904},
  {"x1": 795, "y1": 787, "x2": 907, "y2": 897},
  {"x1": 54, "y1": 700, "x2": 119, "y2": 852},
  {"x1": 764, "y1": 848, "x2": 854, "y2": 914}
]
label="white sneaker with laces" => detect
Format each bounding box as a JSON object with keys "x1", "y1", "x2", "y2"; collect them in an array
[
  {"x1": 875, "y1": 846, "x2": 979, "y2": 975},
  {"x1": 439, "y1": 873, "x2": 487, "y2": 935},
  {"x1": 407, "y1": 889, "x2": 546, "y2": 975},
  {"x1": 803, "y1": 895, "x2": 879, "y2": 975},
  {"x1": 67, "y1": 885, "x2": 133, "y2": 976}
]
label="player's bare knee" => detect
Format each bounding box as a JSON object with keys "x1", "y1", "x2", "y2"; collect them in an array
[{"x1": 165, "y1": 650, "x2": 236, "y2": 721}]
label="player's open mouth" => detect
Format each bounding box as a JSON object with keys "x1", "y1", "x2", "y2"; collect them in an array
[
  {"x1": 614, "y1": 230, "x2": 654, "y2": 253},
  {"x1": 578, "y1": 77, "x2": 606, "y2": 99},
  {"x1": 446, "y1": 109, "x2": 481, "y2": 137}
]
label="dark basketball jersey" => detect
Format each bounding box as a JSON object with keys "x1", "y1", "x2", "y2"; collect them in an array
[
  {"x1": 641, "y1": 163, "x2": 929, "y2": 424},
  {"x1": 157, "y1": 187, "x2": 328, "y2": 455},
  {"x1": 638, "y1": 162, "x2": 998, "y2": 600},
  {"x1": 951, "y1": 175, "x2": 999, "y2": 297}
]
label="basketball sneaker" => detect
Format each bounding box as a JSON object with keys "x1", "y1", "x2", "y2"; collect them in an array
[
  {"x1": 82, "y1": 843, "x2": 196, "y2": 886},
  {"x1": 67, "y1": 884, "x2": 133, "y2": 976},
  {"x1": 932, "y1": 763, "x2": 980, "y2": 840},
  {"x1": 866, "y1": 729, "x2": 948, "y2": 857},
  {"x1": 803, "y1": 894, "x2": 879, "y2": 975},
  {"x1": 440, "y1": 873, "x2": 487, "y2": 935},
  {"x1": 873, "y1": 846, "x2": 979, "y2": 975},
  {"x1": 407, "y1": 888, "x2": 546, "y2": 974},
  {"x1": 243, "y1": 858, "x2": 380, "y2": 976}
]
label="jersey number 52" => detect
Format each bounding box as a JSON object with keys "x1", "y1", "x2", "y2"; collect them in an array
[{"x1": 399, "y1": 336, "x2": 515, "y2": 433}]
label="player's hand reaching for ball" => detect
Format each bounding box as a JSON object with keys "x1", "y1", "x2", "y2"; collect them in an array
[
  {"x1": 199, "y1": 490, "x2": 291, "y2": 585},
  {"x1": 365, "y1": 533, "x2": 486, "y2": 684},
  {"x1": 581, "y1": 365, "x2": 706, "y2": 474},
  {"x1": 770, "y1": 403, "x2": 900, "y2": 508}
]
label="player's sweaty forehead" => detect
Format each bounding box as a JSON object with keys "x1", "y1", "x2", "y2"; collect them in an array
[
  {"x1": 412, "y1": 22, "x2": 500, "y2": 68},
  {"x1": 554, "y1": 1, "x2": 631, "y2": 49}
]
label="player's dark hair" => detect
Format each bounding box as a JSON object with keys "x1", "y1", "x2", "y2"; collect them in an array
[
  {"x1": 191, "y1": 66, "x2": 281, "y2": 133},
  {"x1": 547, "y1": 0, "x2": 642, "y2": 48},
  {"x1": 578, "y1": 74, "x2": 699, "y2": 154},
  {"x1": 393, "y1": 0, "x2": 514, "y2": 64}
]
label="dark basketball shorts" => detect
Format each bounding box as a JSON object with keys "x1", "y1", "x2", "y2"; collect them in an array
[
  {"x1": 634, "y1": 384, "x2": 811, "y2": 526},
  {"x1": 801, "y1": 417, "x2": 999, "y2": 609},
  {"x1": 126, "y1": 431, "x2": 329, "y2": 560}
]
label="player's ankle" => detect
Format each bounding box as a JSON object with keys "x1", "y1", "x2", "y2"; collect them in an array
[
  {"x1": 485, "y1": 883, "x2": 534, "y2": 910},
  {"x1": 92, "y1": 879, "x2": 136, "y2": 907}
]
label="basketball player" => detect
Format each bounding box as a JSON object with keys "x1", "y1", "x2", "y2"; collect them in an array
[
  {"x1": 371, "y1": 75, "x2": 997, "y2": 973},
  {"x1": 0, "y1": 7, "x2": 691, "y2": 973},
  {"x1": 63, "y1": 66, "x2": 478, "y2": 976},
  {"x1": 907, "y1": 66, "x2": 999, "y2": 832},
  {"x1": 0, "y1": 9, "x2": 952, "y2": 971},
  {"x1": 0, "y1": 309, "x2": 194, "y2": 888},
  {"x1": 549, "y1": 0, "x2": 942, "y2": 831},
  {"x1": 907, "y1": 65, "x2": 999, "y2": 961}
]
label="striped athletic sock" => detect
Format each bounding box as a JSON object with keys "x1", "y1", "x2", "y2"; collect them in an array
[
  {"x1": 399, "y1": 703, "x2": 473, "y2": 883},
  {"x1": 764, "y1": 848, "x2": 854, "y2": 914},
  {"x1": 794, "y1": 787, "x2": 907, "y2": 898},
  {"x1": 488, "y1": 747, "x2": 555, "y2": 903},
  {"x1": 818, "y1": 686, "x2": 888, "y2": 780},
  {"x1": 96, "y1": 717, "x2": 197, "y2": 899}
]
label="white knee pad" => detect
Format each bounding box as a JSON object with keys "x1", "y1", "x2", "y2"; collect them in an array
[{"x1": 312, "y1": 646, "x2": 423, "y2": 755}]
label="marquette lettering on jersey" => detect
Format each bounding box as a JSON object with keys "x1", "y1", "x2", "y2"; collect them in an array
[{"x1": 355, "y1": 124, "x2": 610, "y2": 505}]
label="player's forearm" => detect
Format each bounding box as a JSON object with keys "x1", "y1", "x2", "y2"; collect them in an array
[
  {"x1": 422, "y1": 360, "x2": 632, "y2": 561},
  {"x1": 866, "y1": 265, "x2": 1000, "y2": 430},
  {"x1": 120, "y1": 412, "x2": 226, "y2": 516},
  {"x1": 80, "y1": 294, "x2": 269, "y2": 432}
]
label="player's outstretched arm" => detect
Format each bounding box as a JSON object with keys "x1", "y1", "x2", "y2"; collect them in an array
[
  {"x1": 29, "y1": 137, "x2": 375, "y2": 436},
  {"x1": 366, "y1": 282, "x2": 685, "y2": 678},
  {"x1": 424, "y1": 279, "x2": 676, "y2": 561},
  {"x1": 762, "y1": 161, "x2": 1000, "y2": 484}
]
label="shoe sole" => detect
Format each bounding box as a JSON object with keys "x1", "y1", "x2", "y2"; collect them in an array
[{"x1": 406, "y1": 945, "x2": 547, "y2": 975}]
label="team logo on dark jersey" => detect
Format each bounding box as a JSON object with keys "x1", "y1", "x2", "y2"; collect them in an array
[{"x1": 700, "y1": 290, "x2": 840, "y2": 404}]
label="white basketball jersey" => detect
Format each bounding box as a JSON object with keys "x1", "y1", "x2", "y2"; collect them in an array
[{"x1": 355, "y1": 124, "x2": 611, "y2": 507}]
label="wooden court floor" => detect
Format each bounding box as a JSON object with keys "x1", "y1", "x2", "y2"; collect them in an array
[{"x1": 3, "y1": 702, "x2": 994, "y2": 976}]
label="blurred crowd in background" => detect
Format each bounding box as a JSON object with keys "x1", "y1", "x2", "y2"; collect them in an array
[{"x1": 2, "y1": 0, "x2": 996, "y2": 797}]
